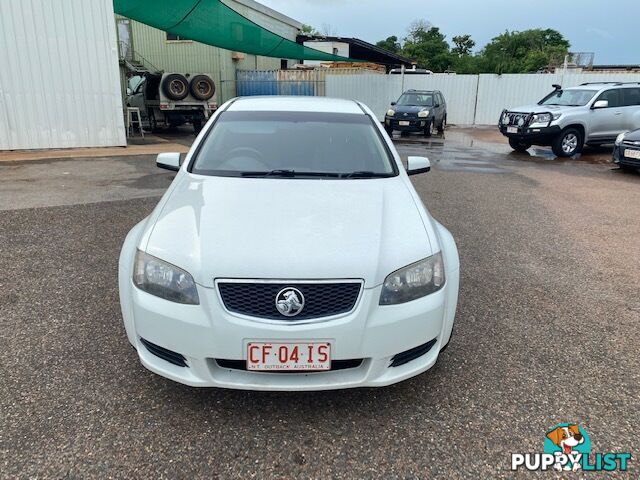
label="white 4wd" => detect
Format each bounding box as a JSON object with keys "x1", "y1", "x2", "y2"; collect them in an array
[{"x1": 499, "y1": 82, "x2": 640, "y2": 157}]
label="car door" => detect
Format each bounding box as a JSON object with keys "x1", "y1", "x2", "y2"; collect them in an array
[
  {"x1": 589, "y1": 88, "x2": 625, "y2": 140},
  {"x1": 433, "y1": 93, "x2": 444, "y2": 124},
  {"x1": 621, "y1": 87, "x2": 640, "y2": 132}
]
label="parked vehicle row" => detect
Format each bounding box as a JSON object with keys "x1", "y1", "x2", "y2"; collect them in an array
[
  {"x1": 126, "y1": 72, "x2": 218, "y2": 133},
  {"x1": 499, "y1": 82, "x2": 640, "y2": 159}
]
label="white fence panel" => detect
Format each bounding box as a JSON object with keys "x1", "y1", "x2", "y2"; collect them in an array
[
  {"x1": 475, "y1": 73, "x2": 640, "y2": 124},
  {"x1": 325, "y1": 74, "x2": 402, "y2": 122},
  {"x1": 403, "y1": 75, "x2": 478, "y2": 125},
  {"x1": 327, "y1": 72, "x2": 640, "y2": 126},
  {"x1": 326, "y1": 74, "x2": 478, "y2": 124}
]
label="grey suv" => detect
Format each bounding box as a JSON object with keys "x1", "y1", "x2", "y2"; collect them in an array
[{"x1": 499, "y1": 82, "x2": 640, "y2": 157}]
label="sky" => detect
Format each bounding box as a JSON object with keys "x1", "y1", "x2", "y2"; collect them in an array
[{"x1": 259, "y1": 0, "x2": 639, "y2": 65}]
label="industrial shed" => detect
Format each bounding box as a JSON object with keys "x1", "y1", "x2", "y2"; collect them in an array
[{"x1": 0, "y1": 0, "x2": 126, "y2": 150}]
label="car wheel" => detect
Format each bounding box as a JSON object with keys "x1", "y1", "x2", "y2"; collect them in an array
[
  {"x1": 438, "y1": 116, "x2": 446, "y2": 134},
  {"x1": 424, "y1": 120, "x2": 434, "y2": 137},
  {"x1": 508, "y1": 137, "x2": 531, "y2": 152},
  {"x1": 552, "y1": 128, "x2": 583, "y2": 157}
]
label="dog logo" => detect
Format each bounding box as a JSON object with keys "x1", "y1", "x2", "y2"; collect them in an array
[
  {"x1": 545, "y1": 424, "x2": 588, "y2": 471},
  {"x1": 512, "y1": 423, "x2": 630, "y2": 472},
  {"x1": 275, "y1": 288, "x2": 305, "y2": 317}
]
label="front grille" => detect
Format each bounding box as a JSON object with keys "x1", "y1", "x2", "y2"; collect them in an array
[
  {"x1": 140, "y1": 338, "x2": 188, "y2": 367},
  {"x1": 390, "y1": 338, "x2": 438, "y2": 368},
  {"x1": 503, "y1": 111, "x2": 531, "y2": 127},
  {"x1": 215, "y1": 358, "x2": 363, "y2": 372},
  {"x1": 217, "y1": 281, "x2": 362, "y2": 321}
]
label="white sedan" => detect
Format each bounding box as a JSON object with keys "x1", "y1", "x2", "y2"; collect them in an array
[{"x1": 119, "y1": 96, "x2": 459, "y2": 391}]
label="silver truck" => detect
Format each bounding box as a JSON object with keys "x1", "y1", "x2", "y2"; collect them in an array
[
  {"x1": 126, "y1": 73, "x2": 217, "y2": 133},
  {"x1": 499, "y1": 82, "x2": 640, "y2": 157}
]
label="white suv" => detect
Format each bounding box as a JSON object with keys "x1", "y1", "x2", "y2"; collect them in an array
[
  {"x1": 119, "y1": 96, "x2": 459, "y2": 391},
  {"x1": 499, "y1": 82, "x2": 640, "y2": 157}
]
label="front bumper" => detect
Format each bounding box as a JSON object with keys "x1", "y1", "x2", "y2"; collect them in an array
[
  {"x1": 613, "y1": 144, "x2": 640, "y2": 168},
  {"x1": 499, "y1": 124, "x2": 561, "y2": 145},
  {"x1": 120, "y1": 273, "x2": 459, "y2": 391},
  {"x1": 386, "y1": 116, "x2": 430, "y2": 132}
]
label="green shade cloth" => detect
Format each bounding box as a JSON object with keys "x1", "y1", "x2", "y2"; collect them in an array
[{"x1": 114, "y1": 0, "x2": 354, "y2": 61}]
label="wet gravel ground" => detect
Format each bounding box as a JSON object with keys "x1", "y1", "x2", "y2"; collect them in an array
[{"x1": 1, "y1": 130, "x2": 639, "y2": 478}]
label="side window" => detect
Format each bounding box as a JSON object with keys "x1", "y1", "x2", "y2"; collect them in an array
[
  {"x1": 596, "y1": 89, "x2": 621, "y2": 108},
  {"x1": 621, "y1": 88, "x2": 640, "y2": 107}
]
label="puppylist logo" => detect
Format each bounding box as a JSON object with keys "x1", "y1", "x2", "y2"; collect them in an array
[{"x1": 511, "y1": 423, "x2": 631, "y2": 472}]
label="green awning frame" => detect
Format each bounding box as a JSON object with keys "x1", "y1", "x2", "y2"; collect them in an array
[{"x1": 114, "y1": 0, "x2": 355, "y2": 62}]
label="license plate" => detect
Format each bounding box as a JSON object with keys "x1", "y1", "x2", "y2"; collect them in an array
[
  {"x1": 247, "y1": 342, "x2": 331, "y2": 371},
  {"x1": 507, "y1": 126, "x2": 518, "y2": 134},
  {"x1": 624, "y1": 149, "x2": 640, "y2": 159},
  {"x1": 399, "y1": 121, "x2": 410, "y2": 126}
]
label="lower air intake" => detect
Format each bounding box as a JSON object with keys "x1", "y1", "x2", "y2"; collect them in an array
[
  {"x1": 140, "y1": 338, "x2": 188, "y2": 368},
  {"x1": 390, "y1": 338, "x2": 438, "y2": 368}
]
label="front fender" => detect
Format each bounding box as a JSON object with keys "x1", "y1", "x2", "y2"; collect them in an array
[
  {"x1": 434, "y1": 221, "x2": 459, "y2": 349},
  {"x1": 118, "y1": 219, "x2": 148, "y2": 346}
]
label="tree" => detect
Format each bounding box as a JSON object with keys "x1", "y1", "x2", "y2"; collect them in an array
[
  {"x1": 481, "y1": 29, "x2": 570, "y2": 73},
  {"x1": 300, "y1": 24, "x2": 319, "y2": 36},
  {"x1": 376, "y1": 36, "x2": 401, "y2": 54},
  {"x1": 401, "y1": 21, "x2": 451, "y2": 72},
  {"x1": 452, "y1": 34, "x2": 475, "y2": 57}
]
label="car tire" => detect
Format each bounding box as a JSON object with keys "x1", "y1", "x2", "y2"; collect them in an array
[
  {"x1": 508, "y1": 137, "x2": 531, "y2": 152},
  {"x1": 438, "y1": 116, "x2": 446, "y2": 134},
  {"x1": 424, "y1": 120, "x2": 434, "y2": 137},
  {"x1": 189, "y1": 75, "x2": 216, "y2": 101},
  {"x1": 552, "y1": 128, "x2": 583, "y2": 157},
  {"x1": 162, "y1": 74, "x2": 190, "y2": 101}
]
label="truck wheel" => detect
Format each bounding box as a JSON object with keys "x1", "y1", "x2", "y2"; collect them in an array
[
  {"x1": 552, "y1": 128, "x2": 583, "y2": 157},
  {"x1": 190, "y1": 75, "x2": 216, "y2": 101},
  {"x1": 508, "y1": 137, "x2": 531, "y2": 152},
  {"x1": 162, "y1": 74, "x2": 189, "y2": 101}
]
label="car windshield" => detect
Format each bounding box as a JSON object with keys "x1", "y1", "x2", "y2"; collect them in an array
[
  {"x1": 539, "y1": 89, "x2": 597, "y2": 106},
  {"x1": 190, "y1": 111, "x2": 396, "y2": 178},
  {"x1": 396, "y1": 93, "x2": 434, "y2": 107}
]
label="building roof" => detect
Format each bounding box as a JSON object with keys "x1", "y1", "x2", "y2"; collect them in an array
[
  {"x1": 229, "y1": 96, "x2": 362, "y2": 114},
  {"x1": 224, "y1": 0, "x2": 303, "y2": 30},
  {"x1": 298, "y1": 35, "x2": 414, "y2": 67}
]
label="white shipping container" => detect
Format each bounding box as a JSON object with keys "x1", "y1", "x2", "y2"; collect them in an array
[{"x1": 0, "y1": 0, "x2": 126, "y2": 150}]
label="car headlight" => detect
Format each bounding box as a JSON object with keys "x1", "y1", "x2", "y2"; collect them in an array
[
  {"x1": 387, "y1": 109, "x2": 395, "y2": 117},
  {"x1": 133, "y1": 250, "x2": 199, "y2": 305},
  {"x1": 530, "y1": 113, "x2": 552, "y2": 126},
  {"x1": 379, "y1": 253, "x2": 445, "y2": 305},
  {"x1": 615, "y1": 132, "x2": 628, "y2": 146},
  {"x1": 418, "y1": 109, "x2": 430, "y2": 118}
]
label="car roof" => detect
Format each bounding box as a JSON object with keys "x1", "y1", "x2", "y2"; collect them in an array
[
  {"x1": 567, "y1": 82, "x2": 640, "y2": 90},
  {"x1": 228, "y1": 96, "x2": 363, "y2": 114},
  {"x1": 403, "y1": 90, "x2": 437, "y2": 94}
]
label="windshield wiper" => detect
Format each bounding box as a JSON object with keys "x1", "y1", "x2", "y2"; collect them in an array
[
  {"x1": 240, "y1": 170, "x2": 339, "y2": 178},
  {"x1": 340, "y1": 171, "x2": 392, "y2": 179}
]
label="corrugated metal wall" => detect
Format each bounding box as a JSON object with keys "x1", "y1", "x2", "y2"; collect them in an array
[
  {"x1": 122, "y1": 0, "x2": 301, "y2": 104},
  {"x1": 0, "y1": 0, "x2": 125, "y2": 150},
  {"x1": 326, "y1": 73, "x2": 640, "y2": 125}
]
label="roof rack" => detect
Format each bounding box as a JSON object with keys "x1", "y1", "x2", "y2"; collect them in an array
[{"x1": 580, "y1": 82, "x2": 640, "y2": 86}]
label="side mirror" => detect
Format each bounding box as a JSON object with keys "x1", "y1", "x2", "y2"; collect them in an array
[
  {"x1": 407, "y1": 156, "x2": 431, "y2": 176},
  {"x1": 593, "y1": 100, "x2": 609, "y2": 109},
  {"x1": 391, "y1": 102, "x2": 396, "y2": 106},
  {"x1": 434, "y1": 103, "x2": 440, "y2": 108},
  {"x1": 156, "y1": 152, "x2": 181, "y2": 172}
]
